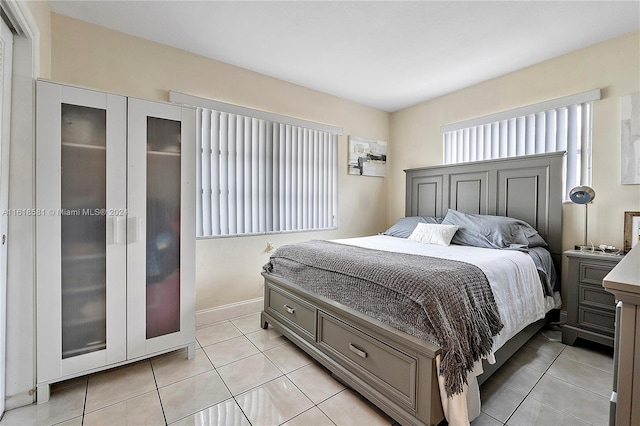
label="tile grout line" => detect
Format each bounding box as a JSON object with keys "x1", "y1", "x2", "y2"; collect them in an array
[
  {"x1": 248, "y1": 323, "x2": 322, "y2": 425},
  {"x1": 525, "y1": 342, "x2": 614, "y2": 408},
  {"x1": 163, "y1": 361, "x2": 245, "y2": 426},
  {"x1": 149, "y1": 357, "x2": 169, "y2": 425},
  {"x1": 200, "y1": 327, "x2": 265, "y2": 369},
  {"x1": 226, "y1": 320, "x2": 284, "y2": 426},
  {"x1": 277, "y1": 366, "x2": 330, "y2": 424},
  {"x1": 502, "y1": 342, "x2": 569, "y2": 425},
  {"x1": 223, "y1": 318, "x2": 341, "y2": 425},
  {"x1": 557, "y1": 348, "x2": 615, "y2": 375},
  {"x1": 75, "y1": 314, "x2": 375, "y2": 425},
  {"x1": 81, "y1": 375, "x2": 89, "y2": 425},
  {"x1": 314, "y1": 388, "x2": 345, "y2": 426},
  {"x1": 197, "y1": 321, "x2": 255, "y2": 426},
  {"x1": 540, "y1": 370, "x2": 614, "y2": 400},
  {"x1": 230, "y1": 315, "x2": 390, "y2": 425}
]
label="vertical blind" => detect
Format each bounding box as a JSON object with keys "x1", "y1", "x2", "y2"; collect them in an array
[
  {"x1": 196, "y1": 108, "x2": 339, "y2": 237},
  {"x1": 441, "y1": 90, "x2": 600, "y2": 200}
]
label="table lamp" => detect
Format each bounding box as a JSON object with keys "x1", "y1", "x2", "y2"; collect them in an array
[{"x1": 569, "y1": 185, "x2": 596, "y2": 247}]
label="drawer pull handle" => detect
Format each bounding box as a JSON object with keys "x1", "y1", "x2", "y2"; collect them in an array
[
  {"x1": 349, "y1": 343, "x2": 368, "y2": 358},
  {"x1": 283, "y1": 304, "x2": 295, "y2": 314}
]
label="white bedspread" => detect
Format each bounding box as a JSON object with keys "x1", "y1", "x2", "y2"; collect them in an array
[{"x1": 332, "y1": 235, "x2": 557, "y2": 425}]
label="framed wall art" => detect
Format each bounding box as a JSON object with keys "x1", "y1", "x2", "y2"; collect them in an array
[
  {"x1": 621, "y1": 93, "x2": 640, "y2": 184},
  {"x1": 348, "y1": 136, "x2": 387, "y2": 177},
  {"x1": 623, "y1": 211, "x2": 640, "y2": 253}
]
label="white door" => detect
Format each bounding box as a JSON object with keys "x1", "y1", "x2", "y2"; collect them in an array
[
  {"x1": 127, "y1": 98, "x2": 195, "y2": 358},
  {"x1": 0, "y1": 16, "x2": 13, "y2": 417},
  {"x1": 36, "y1": 81, "x2": 128, "y2": 382}
]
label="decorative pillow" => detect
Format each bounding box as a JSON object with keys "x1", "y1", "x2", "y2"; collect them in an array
[
  {"x1": 442, "y1": 209, "x2": 538, "y2": 250},
  {"x1": 382, "y1": 216, "x2": 444, "y2": 238},
  {"x1": 407, "y1": 223, "x2": 459, "y2": 246}
]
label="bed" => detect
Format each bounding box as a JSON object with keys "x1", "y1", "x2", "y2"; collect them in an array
[{"x1": 260, "y1": 152, "x2": 564, "y2": 426}]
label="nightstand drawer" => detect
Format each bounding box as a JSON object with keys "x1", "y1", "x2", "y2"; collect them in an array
[
  {"x1": 578, "y1": 306, "x2": 615, "y2": 336},
  {"x1": 580, "y1": 262, "x2": 614, "y2": 285},
  {"x1": 564, "y1": 250, "x2": 623, "y2": 347},
  {"x1": 318, "y1": 311, "x2": 417, "y2": 409},
  {"x1": 580, "y1": 285, "x2": 616, "y2": 311},
  {"x1": 266, "y1": 285, "x2": 316, "y2": 339}
]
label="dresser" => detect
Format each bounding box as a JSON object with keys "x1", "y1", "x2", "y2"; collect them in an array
[
  {"x1": 562, "y1": 250, "x2": 623, "y2": 347},
  {"x1": 603, "y1": 245, "x2": 640, "y2": 426}
]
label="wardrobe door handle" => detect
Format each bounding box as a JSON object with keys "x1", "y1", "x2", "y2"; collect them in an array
[
  {"x1": 127, "y1": 217, "x2": 141, "y2": 243},
  {"x1": 108, "y1": 216, "x2": 119, "y2": 245},
  {"x1": 283, "y1": 304, "x2": 295, "y2": 315},
  {"x1": 349, "y1": 343, "x2": 367, "y2": 359}
]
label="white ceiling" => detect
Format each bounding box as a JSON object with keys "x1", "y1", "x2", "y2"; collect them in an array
[{"x1": 48, "y1": 1, "x2": 640, "y2": 112}]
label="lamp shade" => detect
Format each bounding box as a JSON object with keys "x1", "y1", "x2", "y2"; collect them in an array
[{"x1": 569, "y1": 186, "x2": 595, "y2": 204}]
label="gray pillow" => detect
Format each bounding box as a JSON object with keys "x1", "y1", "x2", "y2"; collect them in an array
[
  {"x1": 527, "y1": 232, "x2": 548, "y2": 248},
  {"x1": 382, "y1": 216, "x2": 444, "y2": 238},
  {"x1": 442, "y1": 209, "x2": 543, "y2": 250}
]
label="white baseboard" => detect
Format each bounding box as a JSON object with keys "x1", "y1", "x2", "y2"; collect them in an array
[
  {"x1": 5, "y1": 392, "x2": 34, "y2": 411},
  {"x1": 196, "y1": 297, "x2": 264, "y2": 328}
]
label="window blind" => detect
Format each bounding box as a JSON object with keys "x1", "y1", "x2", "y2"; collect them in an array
[
  {"x1": 441, "y1": 90, "x2": 600, "y2": 200},
  {"x1": 196, "y1": 108, "x2": 339, "y2": 237}
]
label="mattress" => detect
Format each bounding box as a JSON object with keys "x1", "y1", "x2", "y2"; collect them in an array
[{"x1": 331, "y1": 235, "x2": 557, "y2": 353}]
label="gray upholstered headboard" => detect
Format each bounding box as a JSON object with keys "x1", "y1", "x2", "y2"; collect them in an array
[{"x1": 404, "y1": 152, "x2": 564, "y2": 269}]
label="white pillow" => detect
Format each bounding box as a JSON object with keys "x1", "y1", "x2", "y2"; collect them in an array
[{"x1": 407, "y1": 223, "x2": 459, "y2": 246}]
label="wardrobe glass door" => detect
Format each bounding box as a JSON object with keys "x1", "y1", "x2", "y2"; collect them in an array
[
  {"x1": 37, "y1": 81, "x2": 127, "y2": 386},
  {"x1": 60, "y1": 103, "x2": 107, "y2": 358},
  {"x1": 126, "y1": 98, "x2": 194, "y2": 359},
  {"x1": 145, "y1": 117, "x2": 181, "y2": 339}
]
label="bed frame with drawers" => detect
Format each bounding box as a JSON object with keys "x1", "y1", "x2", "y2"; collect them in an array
[{"x1": 261, "y1": 152, "x2": 564, "y2": 426}]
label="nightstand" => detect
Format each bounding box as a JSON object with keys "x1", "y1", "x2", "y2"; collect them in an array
[{"x1": 563, "y1": 249, "x2": 624, "y2": 347}]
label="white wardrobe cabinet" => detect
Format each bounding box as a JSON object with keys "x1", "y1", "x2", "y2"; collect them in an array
[{"x1": 35, "y1": 80, "x2": 196, "y2": 402}]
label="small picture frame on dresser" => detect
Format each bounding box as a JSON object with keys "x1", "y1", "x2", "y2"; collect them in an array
[{"x1": 623, "y1": 211, "x2": 640, "y2": 253}]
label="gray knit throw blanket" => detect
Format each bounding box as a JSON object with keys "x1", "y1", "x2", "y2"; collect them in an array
[{"x1": 263, "y1": 240, "x2": 504, "y2": 396}]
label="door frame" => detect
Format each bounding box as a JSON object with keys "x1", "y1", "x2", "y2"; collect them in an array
[
  {"x1": 1, "y1": 0, "x2": 39, "y2": 412},
  {"x1": 0, "y1": 13, "x2": 13, "y2": 418}
]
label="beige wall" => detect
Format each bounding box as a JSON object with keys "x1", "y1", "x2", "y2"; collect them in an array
[
  {"x1": 10, "y1": 5, "x2": 636, "y2": 409},
  {"x1": 25, "y1": 0, "x2": 51, "y2": 78},
  {"x1": 37, "y1": 12, "x2": 640, "y2": 314},
  {"x1": 50, "y1": 13, "x2": 390, "y2": 311},
  {"x1": 389, "y1": 30, "x2": 640, "y2": 304}
]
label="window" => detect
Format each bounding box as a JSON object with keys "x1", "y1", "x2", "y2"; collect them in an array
[
  {"x1": 441, "y1": 90, "x2": 600, "y2": 200},
  {"x1": 169, "y1": 91, "x2": 341, "y2": 237}
]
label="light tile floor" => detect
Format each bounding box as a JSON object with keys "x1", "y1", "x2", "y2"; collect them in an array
[{"x1": 0, "y1": 315, "x2": 613, "y2": 426}]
